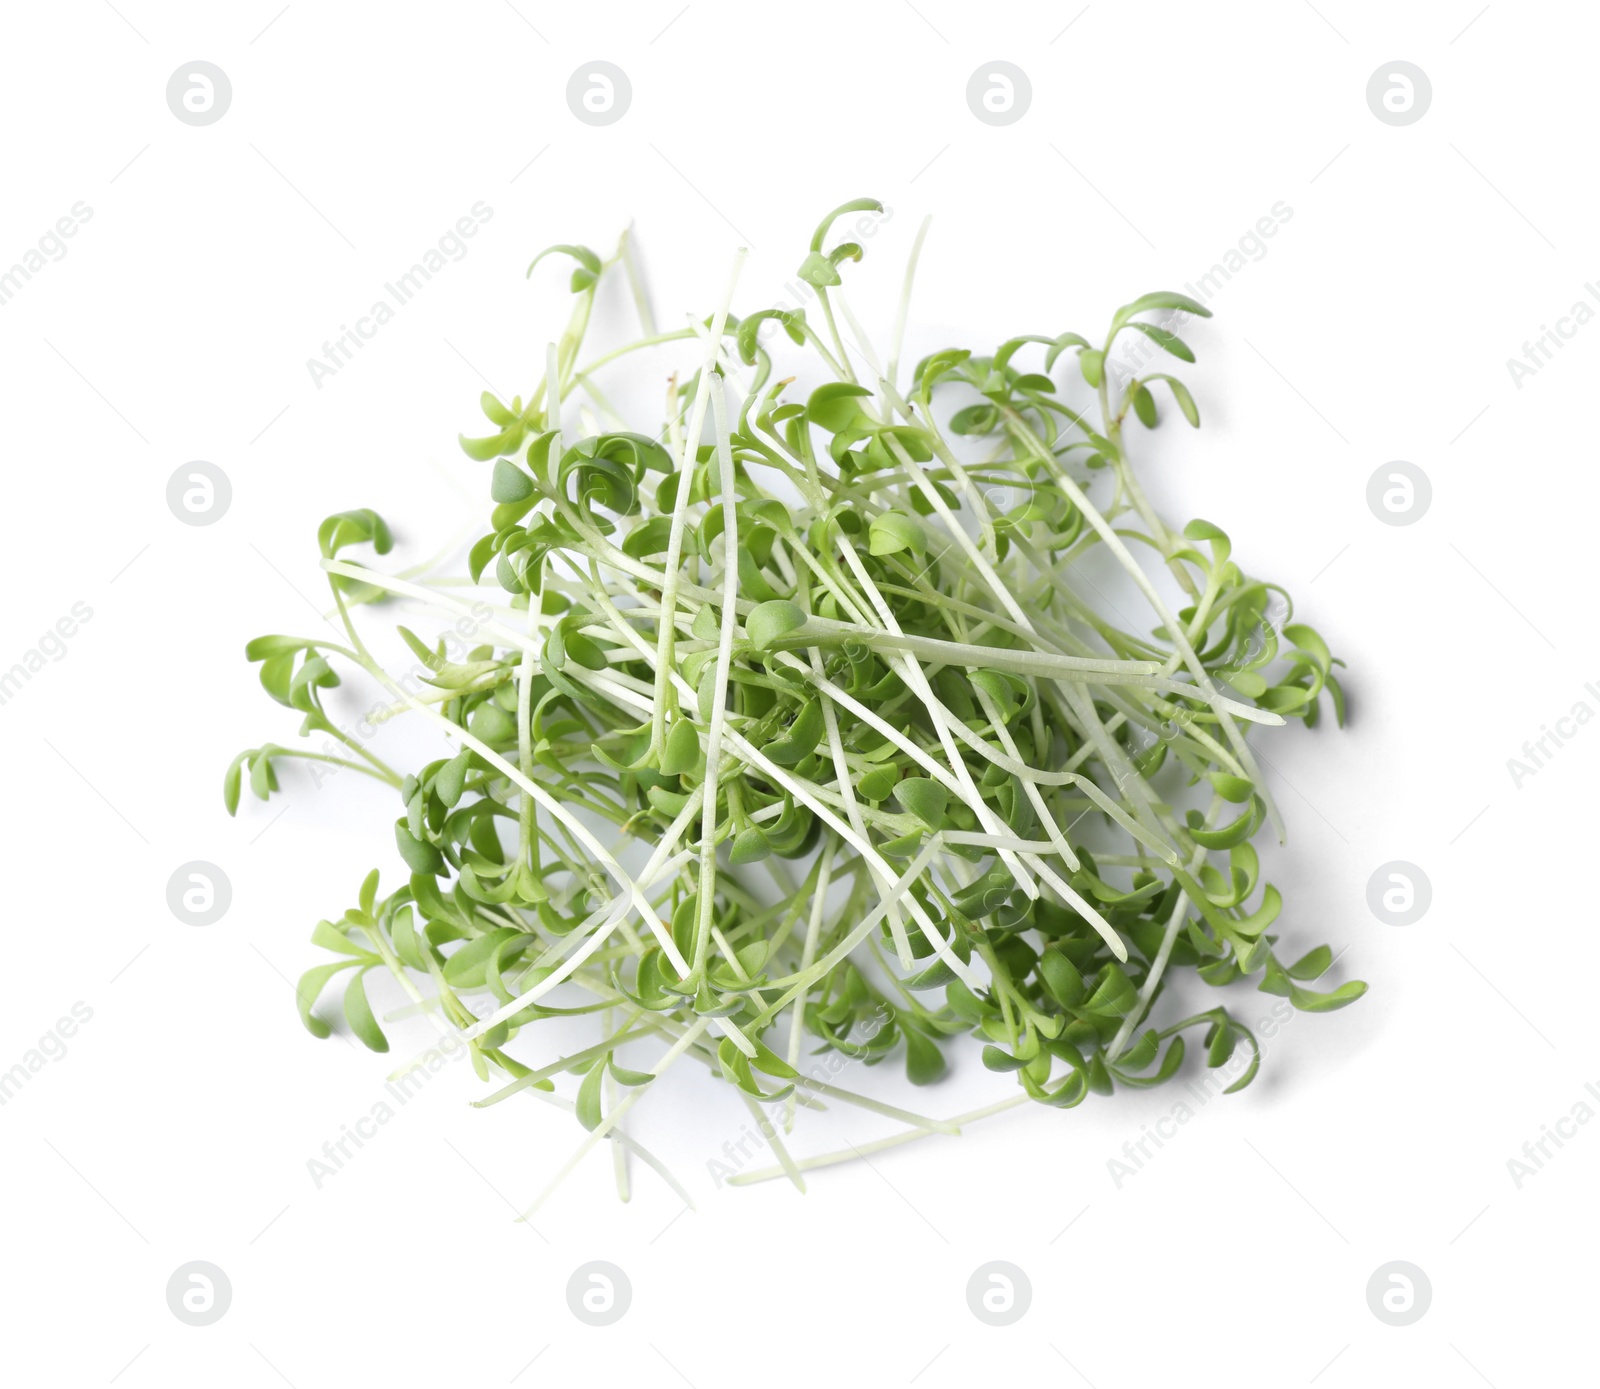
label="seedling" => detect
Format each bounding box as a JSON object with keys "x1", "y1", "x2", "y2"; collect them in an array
[{"x1": 228, "y1": 200, "x2": 1362, "y2": 1207}]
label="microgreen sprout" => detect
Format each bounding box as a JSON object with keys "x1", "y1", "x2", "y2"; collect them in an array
[{"x1": 228, "y1": 199, "x2": 1363, "y2": 1206}]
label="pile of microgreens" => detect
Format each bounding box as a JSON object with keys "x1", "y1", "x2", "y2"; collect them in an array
[{"x1": 227, "y1": 198, "x2": 1362, "y2": 1208}]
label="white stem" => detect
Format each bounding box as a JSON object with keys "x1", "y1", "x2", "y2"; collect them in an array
[
  {"x1": 691, "y1": 383, "x2": 742, "y2": 976},
  {"x1": 649, "y1": 248, "x2": 746, "y2": 754},
  {"x1": 520, "y1": 1017, "x2": 710, "y2": 1219},
  {"x1": 783, "y1": 840, "x2": 832, "y2": 1132},
  {"x1": 726, "y1": 1095, "x2": 1030, "y2": 1186},
  {"x1": 459, "y1": 847, "x2": 693, "y2": 1042},
  {"x1": 886, "y1": 214, "x2": 931, "y2": 393}
]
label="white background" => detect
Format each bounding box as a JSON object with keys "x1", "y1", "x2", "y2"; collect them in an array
[{"x1": 0, "y1": 1, "x2": 1592, "y2": 1384}]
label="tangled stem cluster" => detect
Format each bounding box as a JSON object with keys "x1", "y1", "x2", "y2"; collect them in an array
[{"x1": 227, "y1": 199, "x2": 1363, "y2": 1206}]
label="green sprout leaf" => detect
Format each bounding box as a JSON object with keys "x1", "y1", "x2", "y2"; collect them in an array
[
  {"x1": 745, "y1": 599, "x2": 808, "y2": 650},
  {"x1": 868, "y1": 511, "x2": 926, "y2": 558}
]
